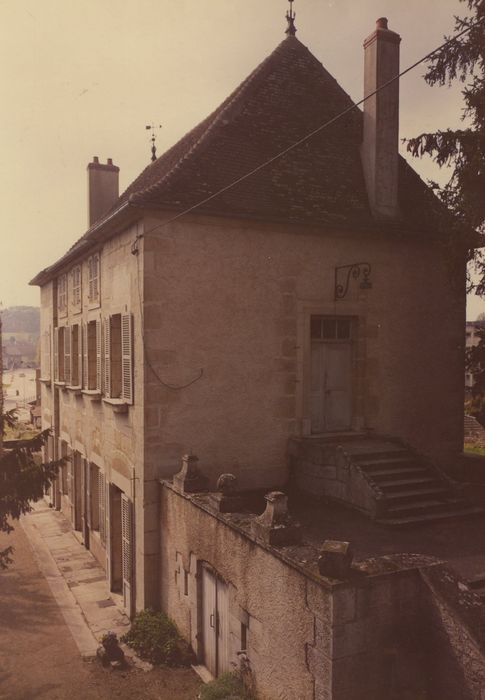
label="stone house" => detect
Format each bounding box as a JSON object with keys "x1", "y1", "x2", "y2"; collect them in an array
[{"x1": 31, "y1": 15, "x2": 484, "y2": 699}]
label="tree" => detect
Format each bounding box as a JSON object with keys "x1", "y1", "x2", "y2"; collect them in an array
[
  {"x1": 0, "y1": 408, "x2": 63, "y2": 568},
  {"x1": 406, "y1": 0, "x2": 485, "y2": 289}
]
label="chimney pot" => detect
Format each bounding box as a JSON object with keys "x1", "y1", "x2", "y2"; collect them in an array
[
  {"x1": 376, "y1": 17, "x2": 388, "y2": 29},
  {"x1": 93, "y1": 156, "x2": 99, "y2": 164},
  {"x1": 107, "y1": 158, "x2": 113, "y2": 165}
]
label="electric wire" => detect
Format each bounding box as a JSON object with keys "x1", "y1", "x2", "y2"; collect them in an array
[{"x1": 134, "y1": 18, "x2": 482, "y2": 390}]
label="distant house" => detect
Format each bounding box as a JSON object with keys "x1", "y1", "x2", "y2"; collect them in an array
[
  {"x1": 31, "y1": 14, "x2": 482, "y2": 697},
  {"x1": 1, "y1": 339, "x2": 37, "y2": 369}
]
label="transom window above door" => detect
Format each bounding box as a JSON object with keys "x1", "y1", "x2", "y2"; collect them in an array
[{"x1": 311, "y1": 317, "x2": 352, "y2": 341}]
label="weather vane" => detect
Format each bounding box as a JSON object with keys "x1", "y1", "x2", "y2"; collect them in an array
[
  {"x1": 145, "y1": 124, "x2": 162, "y2": 162},
  {"x1": 286, "y1": 0, "x2": 296, "y2": 36}
]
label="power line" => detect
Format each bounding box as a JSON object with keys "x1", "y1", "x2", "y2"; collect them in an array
[{"x1": 138, "y1": 19, "x2": 481, "y2": 239}]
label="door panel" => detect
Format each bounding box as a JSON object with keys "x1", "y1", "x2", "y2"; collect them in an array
[
  {"x1": 216, "y1": 579, "x2": 230, "y2": 675},
  {"x1": 311, "y1": 341, "x2": 352, "y2": 433},
  {"x1": 324, "y1": 344, "x2": 352, "y2": 431},
  {"x1": 202, "y1": 567, "x2": 217, "y2": 676}
]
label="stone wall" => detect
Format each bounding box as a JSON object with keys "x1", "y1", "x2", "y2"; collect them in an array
[
  {"x1": 160, "y1": 482, "x2": 435, "y2": 700},
  {"x1": 144, "y1": 212, "x2": 464, "y2": 491}
]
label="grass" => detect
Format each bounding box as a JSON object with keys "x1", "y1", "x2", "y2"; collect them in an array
[{"x1": 464, "y1": 443, "x2": 485, "y2": 456}]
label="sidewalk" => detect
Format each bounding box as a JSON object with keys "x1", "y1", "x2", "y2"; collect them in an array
[{"x1": 20, "y1": 500, "x2": 131, "y2": 657}]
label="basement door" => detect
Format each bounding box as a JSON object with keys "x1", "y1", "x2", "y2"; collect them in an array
[
  {"x1": 310, "y1": 317, "x2": 353, "y2": 433},
  {"x1": 201, "y1": 566, "x2": 230, "y2": 677}
]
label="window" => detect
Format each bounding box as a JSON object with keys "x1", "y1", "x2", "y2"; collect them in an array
[
  {"x1": 58, "y1": 274, "x2": 68, "y2": 316},
  {"x1": 54, "y1": 327, "x2": 65, "y2": 382},
  {"x1": 311, "y1": 317, "x2": 352, "y2": 341},
  {"x1": 88, "y1": 254, "x2": 100, "y2": 306},
  {"x1": 103, "y1": 313, "x2": 133, "y2": 403},
  {"x1": 71, "y1": 265, "x2": 82, "y2": 311},
  {"x1": 83, "y1": 320, "x2": 101, "y2": 391}
]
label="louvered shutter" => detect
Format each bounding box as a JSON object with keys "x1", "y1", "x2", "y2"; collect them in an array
[
  {"x1": 121, "y1": 494, "x2": 134, "y2": 617},
  {"x1": 77, "y1": 325, "x2": 82, "y2": 387},
  {"x1": 54, "y1": 328, "x2": 59, "y2": 381},
  {"x1": 82, "y1": 324, "x2": 88, "y2": 389},
  {"x1": 121, "y1": 313, "x2": 133, "y2": 404},
  {"x1": 46, "y1": 329, "x2": 51, "y2": 380},
  {"x1": 103, "y1": 318, "x2": 111, "y2": 397},
  {"x1": 64, "y1": 327, "x2": 71, "y2": 385},
  {"x1": 98, "y1": 471, "x2": 106, "y2": 543},
  {"x1": 96, "y1": 319, "x2": 102, "y2": 392},
  {"x1": 90, "y1": 466, "x2": 99, "y2": 530}
]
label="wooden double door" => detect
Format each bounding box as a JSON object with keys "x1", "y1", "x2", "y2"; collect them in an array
[{"x1": 201, "y1": 566, "x2": 230, "y2": 677}]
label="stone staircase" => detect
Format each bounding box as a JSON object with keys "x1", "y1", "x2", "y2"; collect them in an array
[
  {"x1": 464, "y1": 414, "x2": 485, "y2": 444},
  {"x1": 346, "y1": 440, "x2": 484, "y2": 527},
  {"x1": 289, "y1": 435, "x2": 484, "y2": 527}
]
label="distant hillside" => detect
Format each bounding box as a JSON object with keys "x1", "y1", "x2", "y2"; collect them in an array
[{"x1": 1, "y1": 306, "x2": 40, "y2": 335}]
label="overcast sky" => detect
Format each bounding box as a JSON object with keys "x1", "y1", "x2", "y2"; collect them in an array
[{"x1": 1, "y1": 0, "x2": 483, "y2": 318}]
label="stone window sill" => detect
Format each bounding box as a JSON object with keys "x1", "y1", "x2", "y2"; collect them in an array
[
  {"x1": 82, "y1": 389, "x2": 102, "y2": 402},
  {"x1": 39, "y1": 378, "x2": 52, "y2": 386},
  {"x1": 66, "y1": 385, "x2": 82, "y2": 396},
  {"x1": 54, "y1": 381, "x2": 67, "y2": 390},
  {"x1": 102, "y1": 397, "x2": 129, "y2": 414}
]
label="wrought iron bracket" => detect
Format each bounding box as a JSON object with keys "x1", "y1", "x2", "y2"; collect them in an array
[{"x1": 334, "y1": 263, "x2": 372, "y2": 301}]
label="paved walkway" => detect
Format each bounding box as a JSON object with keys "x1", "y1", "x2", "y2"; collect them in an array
[
  {"x1": 0, "y1": 506, "x2": 201, "y2": 700},
  {"x1": 20, "y1": 500, "x2": 131, "y2": 655}
]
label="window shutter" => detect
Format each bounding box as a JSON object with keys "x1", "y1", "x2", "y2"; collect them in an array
[
  {"x1": 46, "y1": 329, "x2": 51, "y2": 380},
  {"x1": 103, "y1": 317, "x2": 111, "y2": 398},
  {"x1": 121, "y1": 493, "x2": 133, "y2": 615},
  {"x1": 64, "y1": 326, "x2": 71, "y2": 385},
  {"x1": 54, "y1": 328, "x2": 59, "y2": 381},
  {"x1": 98, "y1": 471, "x2": 106, "y2": 544},
  {"x1": 96, "y1": 319, "x2": 102, "y2": 392},
  {"x1": 82, "y1": 324, "x2": 88, "y2": 389},
  {"x1": 121, "y1": 313, "x2": 133, "y2": 404},
  {"x1": 90, "y1": 466, "x2": 99, "y2": 530},
  {"x1": 77, "y1": 325, "x2": 82, "y2": 387}
]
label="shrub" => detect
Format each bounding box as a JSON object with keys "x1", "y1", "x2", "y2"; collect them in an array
[
  {"x1": 121, "y1": 609, "x2": 194, "y2": 666},
  {"x1": 199, "y1": 672, "x2": 255, "y2": 700}
]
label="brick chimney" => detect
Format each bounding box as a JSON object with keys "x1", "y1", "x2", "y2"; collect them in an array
[
  {"x1": 87, "y1": 157, "x2": 120, "y2": 227},
  {"x1": 361, "y1": 18, "x2": 401, "y2": 219}
]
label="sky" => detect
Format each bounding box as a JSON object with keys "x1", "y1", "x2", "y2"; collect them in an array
[{"x1": 1, "y1": 0, "x2": 483, "y2": 318}]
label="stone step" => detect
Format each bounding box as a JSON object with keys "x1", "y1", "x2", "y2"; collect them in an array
[
  {"x1": 383, "y1": 486, "x2": 451, "y2": 502},
  {"x1": 365, "y1": 466, "x2": 430, "y2": 480},
  {"x1": 345, "y1": 448, "x2": 409, "y2": 461},
  {"x1": 386, "y1": 497, "x2": 467, "y2": 517},
  {"x1": 376, "y1": 476, "x2": 440, "y2": 490},
  {"x1": 354, "y1": 455, "x2": 416, "y2": 469},
  {"x1": 378, "y1": 505, "x2": 485, "y2": 527}
]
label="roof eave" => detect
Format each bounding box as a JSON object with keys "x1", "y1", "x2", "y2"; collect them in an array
[{"x1": 29, "y1": 200, "x2": 136, "y2": 287}]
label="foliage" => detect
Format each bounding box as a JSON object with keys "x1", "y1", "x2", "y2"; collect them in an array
[
  {"x1": 466, "y1": 323, "x2": 485, "y2": 424},
  {"x1": 199, "y1": 672, "x2": 255, "y2": 700},
  {"x1": 0, "y1": 408, "x2": 63, "y2": 569},
  {"x1": 121, "y1": 609, "x2": 194, "y2": 666},
  {"x1": 464, "y1": 442, "x2": 485, "y2": 455},
  {"x1": 406, "y1": 0, "x2": 485, "y2": 289},
  {"x1": 0, "y1": 306, "x2": 40, "y2": 334}
]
